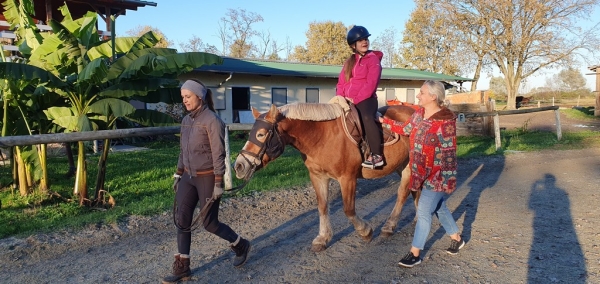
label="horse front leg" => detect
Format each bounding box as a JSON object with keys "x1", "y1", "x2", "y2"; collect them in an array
[
  {"x1": 382, "y1": 164, "x2": 412, "y2": 237},
  {"x1": 310, "y1": 172, "x2": 333, "y2": 252},
  {"x1": 340, "y1": 176, "x2": 373, "y2": 243}
]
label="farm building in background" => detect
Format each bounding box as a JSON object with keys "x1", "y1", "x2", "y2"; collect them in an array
[
  {"x1": 587, "y1": 65, "x2": 600, "y2": 116},
  {"x1": 174, "y1": 57, "x2": 473, "y2": 124}
]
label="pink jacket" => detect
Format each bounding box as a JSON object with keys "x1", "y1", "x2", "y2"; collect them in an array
[{"x1": 336, "y1": 50, "x2": 383, "y2": 105}]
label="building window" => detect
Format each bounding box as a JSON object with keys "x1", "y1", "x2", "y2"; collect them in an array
[
  {"x1": 406, "y1": 88, "x2": 416, "y2": 104},
  {"x1": 306, "y1": 88, "x2": 319, "y2": 103},
  {"x1": 272, "y1": 88, "x2": 287, "y2": 106},
  {"x1": 385, "y1": 88, "x2": 396, "y2": 101}
]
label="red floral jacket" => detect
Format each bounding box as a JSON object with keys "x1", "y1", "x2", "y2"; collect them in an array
[{"x1": 382, "y1": 107, "x2": 458, "y2": 194}]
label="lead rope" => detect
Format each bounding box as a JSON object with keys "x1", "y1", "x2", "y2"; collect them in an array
[{"x1": 172, "y1": 130, "x2": 269, "y2": 232}]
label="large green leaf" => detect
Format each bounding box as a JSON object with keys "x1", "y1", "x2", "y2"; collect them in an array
[
  {"x1": 86, "y1": 31, "x2": 161, "y2": 61},
  {"x1": 97, "y1": 78, "x2": 179, "y2": 98},
  {"x1": 106, "y1": 51, "x2": 222, "y2": 83},
  {"x1": 126, "y1": 109, "x2": 179, "y2": 127},
  {"x1": 150, "y1": 52, "x2": 223, "y2": 77},
  {"x1": 44, "y1": 106, "x2": 74, "y2": 120},
  {"x1": 128, "y1": 31, "x2": 162, "y2": 52},
  {"x1": 88, "y1": 98, "x2": 135, "y2": 118},
  {"x1": 0, "y1": 62, "x2": 66, "y2": 87},
  {"x1": 2, "y1": 0, "x2": 42, "y2": 55},
  {"x1": 29, "y1": 33, "x2": 64, "y2": 66},
  {"x1": 105, "y1": 48, "x2": 178, "y2": 82},
  {"x1": 51, "y1": 113, "x2": 94, "y2": 132},
  {"x1": 51, "y1": 114, "x2": 78, "y2": 131},
  {"x1": 116, "y1": 53, "x2": 159, "y2": 81},
  {"x1": 77, "y1": 11, "x2": 100, "y2": 48},
  {"x1": 78, "y1": 58, "x2": 109, "y2": 85}
]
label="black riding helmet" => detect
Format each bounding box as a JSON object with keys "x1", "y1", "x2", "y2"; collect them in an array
[{"x1": 346, "y1": 25, "x2": 371, "y2": 45}]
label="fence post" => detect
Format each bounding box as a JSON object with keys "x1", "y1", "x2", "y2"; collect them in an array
[
  {"x1": 494, "y1": 113, "x2": 501, "y2": 151},
  {"x1": 554, "y1": 109, "x2": 562, "y2": 141},
  {"x1": 224, "y1": 126, "x2": 233, "y2": 190}
]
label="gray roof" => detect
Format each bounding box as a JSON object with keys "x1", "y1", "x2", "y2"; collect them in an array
[{"x1": 197, "y1": 57, "x2": 473, "y2": 82}]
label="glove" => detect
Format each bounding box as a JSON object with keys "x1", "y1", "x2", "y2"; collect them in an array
[
  {"x1": 172, "y1": 174, "x2": 181, "y2": 192},
  {"x1": 212, "y1": 182, "x2": 224, "y2": 200}
]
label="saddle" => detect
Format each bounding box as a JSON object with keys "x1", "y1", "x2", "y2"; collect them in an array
[{"x1": 328, "y1": 97, "x2": 399, "y2": 155}]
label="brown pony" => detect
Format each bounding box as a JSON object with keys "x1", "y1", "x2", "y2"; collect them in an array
[{"x1": 234, "y1": 102, "x2": 418, "y2": 252}]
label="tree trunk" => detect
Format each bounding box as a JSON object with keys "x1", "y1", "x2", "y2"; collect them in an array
[
  {"x1": 15, "y1": 147, "x2": 28, "y2": 196},
  {"x1": 470, "y1": 56, "x2": 484, "y2": 91},
  {"x1": 38, "y1": 144, "x2": 48, "y2": 192},
  {"x1": 74, "y1": 141, "x2": 88, "y2": 205},
  {"x1": 94, "y1": 138, "x2": 111, "y2": 203}
]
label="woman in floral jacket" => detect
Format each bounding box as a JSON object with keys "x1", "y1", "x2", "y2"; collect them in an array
[{"x1": 380, "y1": 80, "x2": 464, "y2": 268}]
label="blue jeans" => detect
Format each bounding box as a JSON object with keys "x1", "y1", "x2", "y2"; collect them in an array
[{"x1": 412, "y1": 189, "x2": 460, "y2": 250}]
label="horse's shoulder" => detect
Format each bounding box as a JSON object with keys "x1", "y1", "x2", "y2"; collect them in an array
[{"x1": 380, "y1": 105, "x2": 415, "y2": 122}]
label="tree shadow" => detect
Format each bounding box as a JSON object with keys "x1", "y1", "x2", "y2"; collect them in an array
[
  {"x1": 527, "y1": 173, "x2": 587, "y2": 283},
  {"x1": 424, "y1": 155, "x2": 505, "y2": 255}
]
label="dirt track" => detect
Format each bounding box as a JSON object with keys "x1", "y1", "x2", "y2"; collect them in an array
[{"x1": 1, "y1": 111, "x2": 599, "y2": 283}]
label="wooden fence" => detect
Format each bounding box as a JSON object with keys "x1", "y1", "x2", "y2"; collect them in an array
[
  {"x1": 455, "y1": 105, "x2": 561, "y2": 150},
  {"x1": 0, "y1": 124, "x2": 254, "y2": 190},
  {"x1": 0, "y1": 104, "x2": 563, "y2": 188}
]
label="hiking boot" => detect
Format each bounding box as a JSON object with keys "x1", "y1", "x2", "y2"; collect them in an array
[
  {"x1": 162, "y1": 254, "x2": 191, "y2": 284},
  {"x1": 361, "y1": 154, "x2": 384, "y2": 169},
  {"x1": 446, "y1": 237, "x2": 465, "y2": 255},
  {"x1": 231, "y1": 238, "x2": 251, "y2": 267},
  {"x1": 398, "y1": 252, "x2": 421, "y2": 268}
]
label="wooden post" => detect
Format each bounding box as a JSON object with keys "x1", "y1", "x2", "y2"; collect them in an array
[
  {"x1": 493, "y1": 113, "x2": 501, "y2": 151},
  {"x1": 224, "y1": 126, "x2": 233, "y2": 190},
  {"x1": 554, "y1": 109, "x2": 562, "y2": 141},
  {"x1": 45, "y1": 0, "x2": 52, "y2": 24}
]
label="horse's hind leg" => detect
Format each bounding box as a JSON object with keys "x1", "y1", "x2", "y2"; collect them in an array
[
  {"x1": 310, "y1": 172, "x2": 333, "y2": 252},
  {"x1": 340, "y1": 176, "x2": 373, "y2": 243},
  {"x1": 382, "y1": 164, "x2": 411, "y2": 237}
]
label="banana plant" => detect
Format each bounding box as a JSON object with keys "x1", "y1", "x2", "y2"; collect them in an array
[{"x1": 0, "y1": 2, "x2": 223, "y2": 205}]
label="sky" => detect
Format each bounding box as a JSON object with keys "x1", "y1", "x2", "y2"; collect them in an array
[{"x1": 113, "y1": 0, "x2": 598, "y2": 91}]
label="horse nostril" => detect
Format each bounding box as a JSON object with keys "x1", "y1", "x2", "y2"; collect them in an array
[{"x1": 234, "y1": 162, "x2": 244, "y2": 174}]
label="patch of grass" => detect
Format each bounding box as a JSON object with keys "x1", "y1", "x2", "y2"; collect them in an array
[
  {"x1": 1, "y1": 128, "x2": 599, "y2": 239},
  {"x1": 561, "y1": 107, "x2": 598, "y2": 121}
]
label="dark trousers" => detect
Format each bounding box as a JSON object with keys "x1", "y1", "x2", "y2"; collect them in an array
[
  {"x1": 175, "y1": 172, "x2": 238, "y2": 254},
  {"x1": 355, "y1": 96, "x2": 383, "y2": 155}
]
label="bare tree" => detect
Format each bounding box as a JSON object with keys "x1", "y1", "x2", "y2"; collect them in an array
[
  {"x1": 255, "y1": 30, "x2": 283, "y2": 60},
  {"x1": 399, "y1": 0, "x2": 463, "y2": 75},
  {"x1": 289, "y1": 21, "x2": 349, "y2": 65},
  {"x1": 440, "y1": 1, "x2": 494, "y2": 91},
  {"x1": 445, "y1": 0, "x2": 600, "y2": 109},
  {"x1": 371, "y1": 27, "x2": 399, "y2": 68},
  {"x1": 177, "y1": 35, "x2": 218, "y2": 53},
  {"x1": 283, "y1": 36, "x2": 294, "y2": 61},
  {"x1": 125, "y1": 25, "x2": 172, "y2": 48},
  {"x1": 217, "y1": 8, "x2": 264, "y2": 58}
]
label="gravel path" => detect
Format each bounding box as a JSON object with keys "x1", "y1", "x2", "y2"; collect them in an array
[{"x1": 1, "y1": 145, "x2": 599, "y2": 283}]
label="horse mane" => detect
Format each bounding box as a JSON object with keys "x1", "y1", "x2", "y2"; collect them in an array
[{"x1": 278, "y1": 103, "x2": 343, "y2": 121}]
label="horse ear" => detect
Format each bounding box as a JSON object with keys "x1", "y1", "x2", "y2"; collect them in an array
[
  {"x1": 251, "y1": 107, "x2": 261, "y2": 119},
  {"x1": 265, "y1": 104, "x2": 278, "y2": 122}
]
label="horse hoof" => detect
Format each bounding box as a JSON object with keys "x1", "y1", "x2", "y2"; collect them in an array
[
  {"x1": 311, "y1": 244, "x2": 326, "y2": 252},
  {"x1": 361, "y1": 228, "x2": 373, "y2": 243},
  {"x1": 380, "y1": 230, "x2": 393, "y2": 238}
]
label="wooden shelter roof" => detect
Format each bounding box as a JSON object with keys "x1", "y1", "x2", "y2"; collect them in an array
[{"x1": 1, "y1": 0, "x2": 156, "y2": 30}]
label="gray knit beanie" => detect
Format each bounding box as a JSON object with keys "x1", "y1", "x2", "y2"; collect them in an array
[{"x1": 181, "y1": 80, "x2": 207, "y2": 100}]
